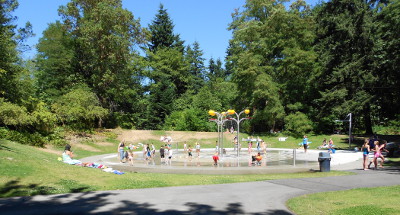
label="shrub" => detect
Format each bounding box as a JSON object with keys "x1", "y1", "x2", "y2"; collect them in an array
[
  {"x1": 0, "y1": 98, "x2": 32, "y2": 127},
  {"x1": 52, "y1": 86, "x2": 108, "y2": 130},
  {"x1": 0, "y1": 129, "x2": 47, "y2": 147},
  {"x1": 284, "y1": 112, "x2": 313, "y2": 138},
  {"x1": 164, "y1": 108, "x2": 213, "y2": 131}
]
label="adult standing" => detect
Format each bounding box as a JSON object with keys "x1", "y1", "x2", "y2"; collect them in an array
[
  {"x1": 118, "y1": 140, "x2": 125, "y2": 163},
  {"x1": 369, "y1": 134, "x2": 377, "y2": 150}
]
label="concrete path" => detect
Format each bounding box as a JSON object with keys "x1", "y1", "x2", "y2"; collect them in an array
[{"x1": 1, "y1": 164, "x2": 399, "y2": 215}]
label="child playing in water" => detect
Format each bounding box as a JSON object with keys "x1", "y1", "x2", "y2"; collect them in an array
[
  {"x1": 255, "y1": 152, "x2": 262, "y2": 165},
  {"x1": 212, "y1": 152, "x2": 219, "y2": 165},
  {"x1": 195, "y1": 143, "x2": 201, "y2": 157},
  {"x1": 188, "y1": 145, "x2": 193, "y2": 161},
  {"x1": 159, "y1": 145, "x2": 165, "y2": 163},
  {"x1": 167, "y1": 148, "x2": 173, "y2": 165}
]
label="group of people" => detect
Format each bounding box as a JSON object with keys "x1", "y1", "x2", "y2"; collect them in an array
[
  {"x1": 247, "y1": 138, "x2": 267, "y2": 155},
  {"x1": 117, "y1": 140, "x2": 139, "y2": 165},
  {"x1": 317, "y1": 138, "x2": 336, "y2": 153},
  {"x1": 183, "y1": 142, "x2": 201, "y2": 162},
  {"x1": 62, "y1": 144, "x2": 124, "y2": 174},
  {"x1": 117, "y1": 140, "x2": 203, "y2": 165},
  {"x1": 361, "y1": 137, "x2": 388, "y2": 170}
]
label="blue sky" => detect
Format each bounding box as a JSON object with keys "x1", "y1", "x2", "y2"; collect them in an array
[{"x1": 14, "y1": 0, "x2": 320, "y2": 62}]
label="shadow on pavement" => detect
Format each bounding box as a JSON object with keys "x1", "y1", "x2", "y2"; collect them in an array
[{"x1": 1, "y1": 191, "x2": 293, "y2": 215}]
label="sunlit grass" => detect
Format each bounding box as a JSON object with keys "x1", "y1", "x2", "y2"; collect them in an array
[{"x1": 287, "y1": 186, "x2": 400, "y2": 215}]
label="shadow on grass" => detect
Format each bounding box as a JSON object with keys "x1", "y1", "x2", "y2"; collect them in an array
[
  {"x1": 0, "y1": 179, "x2": 92, "y2": 198},
  {"x1": 0, "y1": 144, "x2": 15, "y2": 152},
  {"x1": 0, "y1": 183, "x2": 292, "y2": 215}
]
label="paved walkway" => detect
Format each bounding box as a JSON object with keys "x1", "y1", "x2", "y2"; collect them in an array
[{"x1": 1, "y1": 162, "x2": 399, "y2": 215}]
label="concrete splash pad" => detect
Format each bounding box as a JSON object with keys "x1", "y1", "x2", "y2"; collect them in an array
[{"x1": 81, "y1": 148, "x2": 361, "y2": 174}]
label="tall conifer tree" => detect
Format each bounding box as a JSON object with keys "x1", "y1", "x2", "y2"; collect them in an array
[
  {"x1": 148, "y1": 4, "x2": 184, "y2": 52},
  {"x1": 314, "y1": 0, "x2": 376, "y2": 133},
  {"x1": 185, "y1": 41, "x2": 206, "y2": 92}
]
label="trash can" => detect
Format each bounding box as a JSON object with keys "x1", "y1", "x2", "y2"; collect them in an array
[{"x1": 318, "y1": 152, "x2": 331, "y2": 172}]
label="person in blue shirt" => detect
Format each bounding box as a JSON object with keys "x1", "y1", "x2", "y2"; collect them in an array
[{"x1": 303, "y1": 135, "x2": 309, "y2": 153}]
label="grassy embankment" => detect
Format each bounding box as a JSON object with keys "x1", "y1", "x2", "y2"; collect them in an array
[{"x1": 0, "y1": 130, "x2": 353, "y2": 198}]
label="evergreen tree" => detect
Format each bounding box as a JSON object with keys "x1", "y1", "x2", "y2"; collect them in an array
[
  {"x1": 313, "y1": 0, "x2": 377, "y2": 133},
  {"x1": 148, "y1": 4, "x2": 184, "y2": 52},
  {"x1": 185, "y1": 41, "x2": 206, "y2": 93},
  {"x1": 0, "y1": 0, "x2": 21, "y2": 103},
  {"x1": 144, "y1": 4, "x2": 191, "y2": 129},
  {"x1": 207, "y1": 57, "x2": 226, "y2": 82},
  {"x1": 373, "y1": 0, "x2": 400, "y2": 123},
  {"x1": 145, "y1": 48, "x2": 190, "y2": 128}
]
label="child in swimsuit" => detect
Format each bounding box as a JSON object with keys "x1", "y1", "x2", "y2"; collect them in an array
[
  {"x1": 361, "y1": 138, "x2": 370, "y2": 170},
  {"x1": 372, "y1": 141, "x2": 382, "y2": 170}
]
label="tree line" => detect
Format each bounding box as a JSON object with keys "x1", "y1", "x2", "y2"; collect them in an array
[{"x1": 0, "y1": 0, "x2": 399, "y2": 146}]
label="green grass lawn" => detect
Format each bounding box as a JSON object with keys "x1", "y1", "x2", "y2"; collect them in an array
[
  {"x1": 287, "y1": 185, "x2": 400, "y2": 215},
  {"x1": 0, "y1": 139, "x2": 352, "y2": 198}
]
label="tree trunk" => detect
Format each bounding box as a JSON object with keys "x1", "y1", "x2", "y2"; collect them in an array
[{"x1": 364, "y1": 104, "x2": 373, "y2": 134}]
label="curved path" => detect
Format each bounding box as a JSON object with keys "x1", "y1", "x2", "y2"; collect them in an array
[{"x1": 1, "y1": 158, "x2": 400, "y2": 214}]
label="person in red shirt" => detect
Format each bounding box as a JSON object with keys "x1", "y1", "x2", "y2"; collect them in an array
[{"x1": 212, "y1": 152, "x2": 219, "y2": 165}]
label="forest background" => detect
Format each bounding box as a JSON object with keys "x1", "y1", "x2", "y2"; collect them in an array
[{"x1": 0, "y1": 0, "x2": 399, "y2": 147}]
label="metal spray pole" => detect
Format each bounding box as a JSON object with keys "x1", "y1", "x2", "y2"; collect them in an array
[{"x1": 349, "y1": 113, "x2": 352, "y2": 149}]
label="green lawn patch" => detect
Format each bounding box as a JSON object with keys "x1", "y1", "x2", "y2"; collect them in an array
[{"x1": 287, "y1": 185, "x2": 400, "y2": 215}]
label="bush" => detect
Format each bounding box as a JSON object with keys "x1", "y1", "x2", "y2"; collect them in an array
[
  {"x1": 164, "y1": 108, "x2": 213, "y2": 131},
  {"x1": 0, "y1": 126, "x2": 66, "y2": 147},
  {"x1": 46, "y1": 127, "x2": 67, "y2": 146},
  {"x1": 52, "y1": 86, "x2": 108, "y2": 130},
  {"x1": 0, "y1": 128, "x2": 46, "y2": 147},
  {"x1": 284, "y1": 112, "x2": 313, "y2": 138},
  {"x1": 0, "y1": 98, "x2": 32, "y2": 127},
  {"x1": 112, "y1": 112, "x2": 136, "y2": 129}
]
